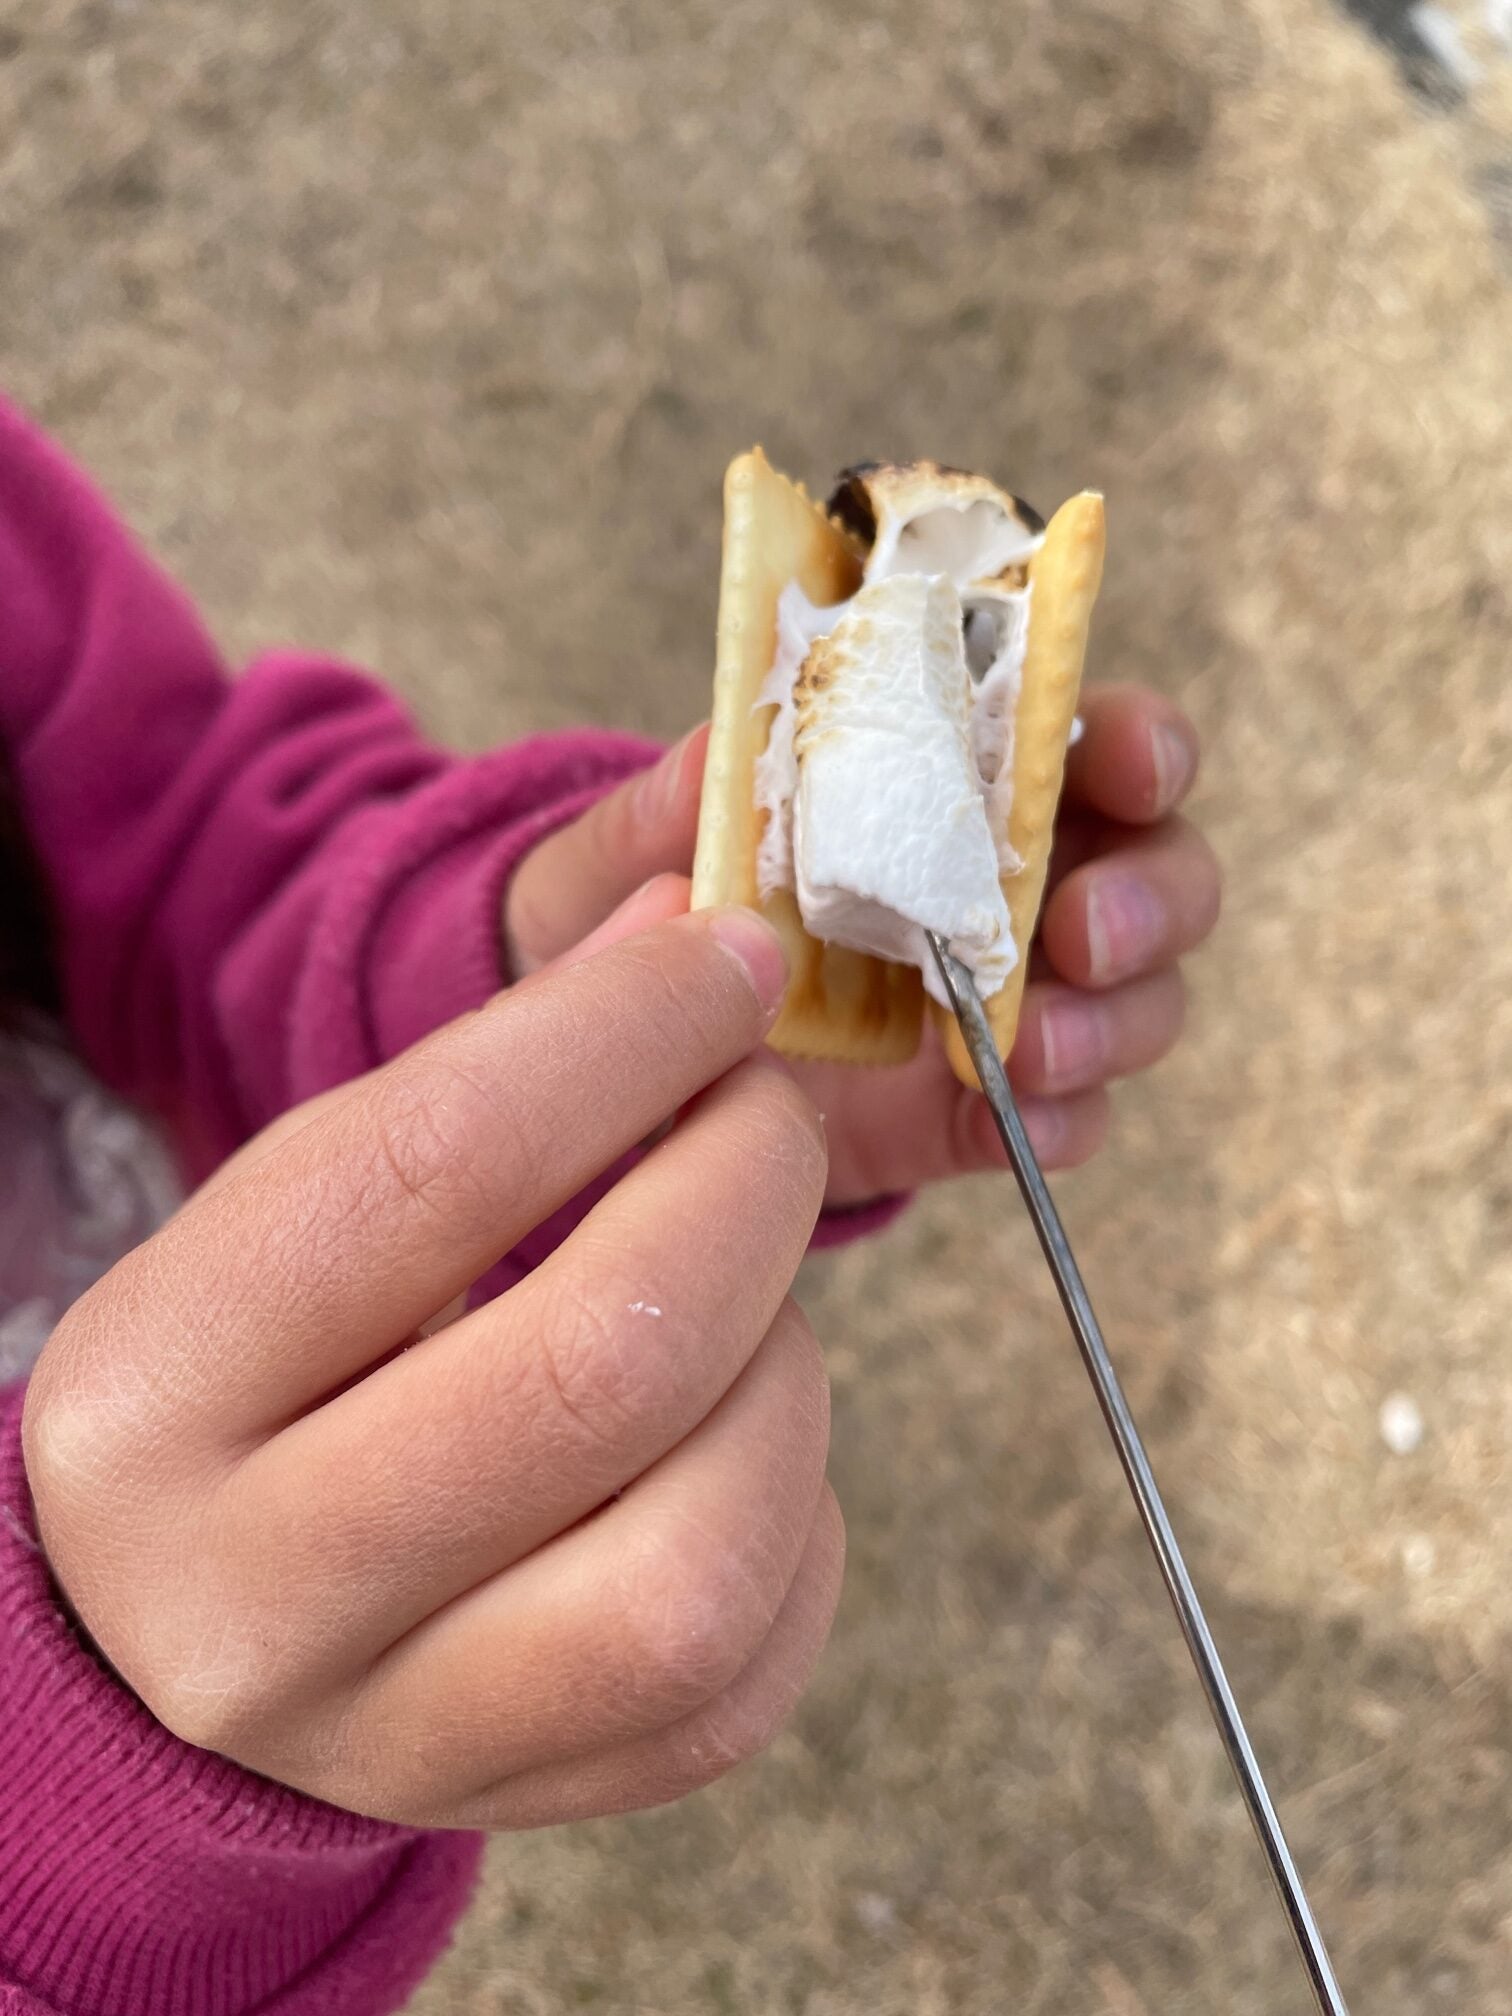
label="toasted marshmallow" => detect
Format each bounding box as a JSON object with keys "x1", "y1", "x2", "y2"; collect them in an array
[
  {"x1": 791, "y1": 574, "x2": 1015, "y2": 999},
  {"x1": 961, "y1": 585, "x2": 1033, "y2": 870},
  {"x1": 752, "y1": 580, "x2": 836, "y2": 896},
  {"x1": 830, "y1": 461, "x2": 1044, "y2": 589},
  {"x1": 752, "y1": 462, "x2": 1044, "y2": 1004}
]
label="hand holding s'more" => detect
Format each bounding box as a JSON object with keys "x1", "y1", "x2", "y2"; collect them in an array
[
  {"x1": 506, "y1": 453, "x2": 1218, "y2": 1201},
  {"x1": 691, "y1": 451, "x2": 1104, "y2": 1088}
]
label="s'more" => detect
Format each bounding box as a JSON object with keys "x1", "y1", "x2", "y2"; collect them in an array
[{"x1": 691, "y1": 451, "x2": 1104, "y2": 1088}]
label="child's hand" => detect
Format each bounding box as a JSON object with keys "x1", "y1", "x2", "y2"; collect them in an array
[
  {"x1": 24, "y1": 906, "x2": 844, "y2": 1830},
  {"x1": 507, "y1": 686, "x2": 1220, "y2": 1205}
]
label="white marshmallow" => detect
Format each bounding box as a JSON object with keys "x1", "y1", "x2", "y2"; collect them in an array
[
  {"x1": 791, "y1": 574, "x2": 1015, "y2": 1003},
  {"x1": 750, "y1": 467, "x2": 1045, "y2": 1004}
]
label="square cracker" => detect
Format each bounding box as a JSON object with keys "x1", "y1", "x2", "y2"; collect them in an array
[{"x1": 692, "y1": 448, "x2": 1104, "y2": 1086}]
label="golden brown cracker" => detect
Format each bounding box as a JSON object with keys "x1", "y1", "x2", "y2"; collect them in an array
[
  {"x1": 691, "y1": 449, "x2": 924, "y2": 1065},
  {"x1": 932, "y1": 491, "x2": 1106, "y2": 1086}
]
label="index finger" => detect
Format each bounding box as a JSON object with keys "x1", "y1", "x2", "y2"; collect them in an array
[
  {"x1": 88, "y1": 906, "x2": 788, "y2": 1443},
  {"x1": 1063, "y1": 684, "x2": 1202, "y2": 825}
]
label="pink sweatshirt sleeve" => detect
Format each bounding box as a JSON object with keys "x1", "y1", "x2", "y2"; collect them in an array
[
  {"x1": 0, "y1": 1383, "x2": 481, "y2": 2016},
  {"x1": 0, "y1": 394, "x2": 901, "y2": 1242},
  {"x1": 0, "y1": 395, "x2": 903, "y2": 2012}
]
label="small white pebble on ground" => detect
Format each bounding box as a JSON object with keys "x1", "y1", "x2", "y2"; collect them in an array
[
  {"x1": 853, "y1": 1892, "x2": 897, "y2": 1934},
  {"x1": 626, "y1": 1301, "x2": 663, "y2": 1317},
  {"x1": 1403, "y1": 1534, "x2": 1436, "y2": 1578},
  {"x1": 1379, "y1": 1392, "x2": 1425, "y2": 1456}
]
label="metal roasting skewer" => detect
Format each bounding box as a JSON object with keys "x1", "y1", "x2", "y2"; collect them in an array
[{"x1": 926, "y1": 932, "x2": 1350, "y2": 2016}]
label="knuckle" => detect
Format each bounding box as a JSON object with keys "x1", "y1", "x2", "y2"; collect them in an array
[
  {"x1": 22, "y1": 1290, "x2": 147, "y2": 1537},
  {"x1": 20, "y1": 1354, "x2": 80, "y2": 1524},
  {"x1": 529, "y1": 1275, "x2": 643, "y2": 1457},
  {"x1": 150, "y1": 1676, "x2": 253, "y2": 1759},
  {"x1": 359, "y1": 1052, "x2": 526, "y2": 1234},
  {"x1": 677, "y1": 1681, "x2": 791, "y2": 1789},
  {"x1": 768, "y1": 1302, "x2": 832, "y2": 1460},
  {"x1": 610, "y1": 941, "x2": 726, "y2": 1069},
  {"x1": 616, "y1": 1515, "x2": 765, "y2": 1716},
  {"x1": 97, "y1": 1549, "x2": 325, "y2": 1773},
  {"x1": 134, "y1": 1609, "x2": 282, "y2": 1760},
  {"x1": 369, "y1": 1074, "x2": 485, "y2": 1222},
  {"x1": 722, "y1": 1066, "x2": 830, "y2": 1207}
]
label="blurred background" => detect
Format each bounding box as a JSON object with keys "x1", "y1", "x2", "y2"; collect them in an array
[{"x1": 3, "y1": 0, "x2": 1509, "y2": 2009}]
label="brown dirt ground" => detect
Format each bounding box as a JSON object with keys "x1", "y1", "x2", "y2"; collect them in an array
[{"x1": 3, "y1": 1, "x2": 1510, "y2": 2009}]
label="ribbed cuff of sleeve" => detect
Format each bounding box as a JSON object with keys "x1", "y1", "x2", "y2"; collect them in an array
[{"x1": 0, "y1": 1384, "x2": 481, "y2": 2016}]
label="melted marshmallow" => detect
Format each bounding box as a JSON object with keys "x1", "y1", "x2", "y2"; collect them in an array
[
  {"x1": 753, "y1": 582, "x2": 834, "y2": 896},
  {"x1": 751, "y1": 472, "x2": 1042, "y2": 1004},
  {"x1": 792, "y1": 574, "x2": 1016, "y2": 999}
]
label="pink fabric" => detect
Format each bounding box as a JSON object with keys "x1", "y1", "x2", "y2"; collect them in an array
[
  {"x1": 0, "y1": 1390, "x2": 481, "y2": 2016},
  {"x1": 0, "y1": 393, "x2": 902, "y2": 2014}
]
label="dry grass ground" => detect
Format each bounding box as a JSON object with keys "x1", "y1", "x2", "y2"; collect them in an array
[{"x1": 2, "y1": 1, "x2": 1510, "y2": 2008}]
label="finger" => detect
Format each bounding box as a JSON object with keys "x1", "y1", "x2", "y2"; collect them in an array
[
  {"x1": 293, "y1": 1302, "x2": 832, "y2": 1818},
  {"x1": 537, "y1": 872, "x2": 693, "y2": 975},
  {"x1": 447, "y1": 1486, "x2": 845, "y2": 1831},
  {"x1": 1007, "y1": 969, "x2": 1187, "y2": 1098},
  {"x1": 1062, "y1": 685, "x2": 1201, "y2": 825},
  {"x1": 803, "y1": 1041, "x2": 1110, "y2": 1203},
  {"x1": 84, "y1": 905, "x2": 789, "y2": 1447},
  {"x1": 191, "y1": 875, "x2": 697, "y2": 1210},
  {"x1": 506, "y1": 726, "x2": 709, "y2": 974},
  {"x1": 239, "y1": 1053, "x2": 827, "y2": 1651},
  {"x1": 1039, "y1": 815, "x2": 1222, "y2": 990},
  {"x1": 952, "y1": 1083, "x2": 1111, "y2": 1175},
  {"x1": 1040, "y1": 808, "x2": 1122, "y2": 911}
]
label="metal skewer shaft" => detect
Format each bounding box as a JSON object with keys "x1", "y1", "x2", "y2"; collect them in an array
[{"x1": 926, "y1": 934, "x2": 1349, "y2": 2016}]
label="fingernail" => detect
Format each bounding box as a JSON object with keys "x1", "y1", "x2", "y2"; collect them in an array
[
  {"x1": 1086, "y1": 875, "x2": 1165, "y2": 985},
  {"x1": 1018, "y1": 1096, "x2": 1066, "y2": 1165},
  {"x1": 634, "y1": 730, "x2": 698, "y2": 826},
  {"x1": 1039, "y1": 999, "x2": 1108, "y2": 1089},
  {"x1": 1151, "y1": 723, "x2": 1196, "y2": 811},
  {"x1": 707, "y1": 907, "x2": 789, "y2": 1015}
]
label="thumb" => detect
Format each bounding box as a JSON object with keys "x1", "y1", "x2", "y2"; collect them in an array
[
  {"x1": 202, "y1": 874, "x2": 696, "y2": 1203},
  {"x1": 505, "y1": 724, "x2": 709, "y2": 974},
  {"x1": 532, "y1": 872, "x2": 693, "y2": 977}
]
